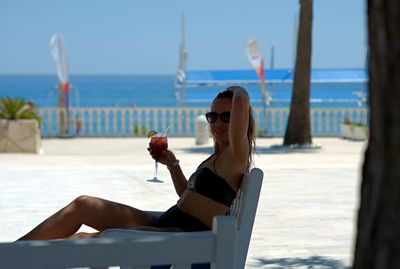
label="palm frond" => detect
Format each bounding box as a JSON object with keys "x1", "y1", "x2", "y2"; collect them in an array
[{"x1": 0, "y1": 97, "x2": 42, "y2": 124}]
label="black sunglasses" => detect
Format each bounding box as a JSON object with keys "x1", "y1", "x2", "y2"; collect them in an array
[{"x1": 205, "y1": 112, "x2": 231, "y2": 124}]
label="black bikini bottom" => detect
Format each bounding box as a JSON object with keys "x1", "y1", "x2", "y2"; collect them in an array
[{"x1": 149, "y1": 205, "x2": 210, "y2": 232}]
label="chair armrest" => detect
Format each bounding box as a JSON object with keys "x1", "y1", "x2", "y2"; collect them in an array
[
  {"x1": 0, "y1": 233, "x2": 215, "y2": 269},
  {"x1": 0, "y1": 215, "x2": 236, "y2": 269}
]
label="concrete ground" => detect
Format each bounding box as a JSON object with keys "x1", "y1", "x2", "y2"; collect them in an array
[{"x1": 0, "y1": 137, "x2": 366, "y2": 268}]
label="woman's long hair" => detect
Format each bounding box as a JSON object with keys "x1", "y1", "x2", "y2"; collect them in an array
[{"x1": 213, "y1": 87, "x2": 256, "y2": 171}]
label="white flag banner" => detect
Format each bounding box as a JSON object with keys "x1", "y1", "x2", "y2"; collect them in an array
[
  {"x1": 50, "y1": 34, "x2": 69, "y2": 84},
  {"x1": 245, "y1": 38, "x2": 270, "y2": 134},
  {"x1": 50, "y1": 34, "x2": 71, "y2": 136},
  {"x1": 246, "y1": 38, "x2": 263, "y2": 73},
  {"x1": 245, "y1": 38, "x2": 270, "y2": 104}
]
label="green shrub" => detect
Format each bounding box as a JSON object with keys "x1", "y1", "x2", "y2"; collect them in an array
[
  {"x1": 132, "y1": 124, "x2": 147, "y2": 136},
  {"x1": 343, "y1": 117, "x2": 368, "y2": 128},
  {"x1": 0, "y1": 97, "x2": 42, "y2": 124}
]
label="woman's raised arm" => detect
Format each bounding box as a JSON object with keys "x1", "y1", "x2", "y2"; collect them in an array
[{"x1": 227, "y1": 86, "x2": 250, "y2": 163}]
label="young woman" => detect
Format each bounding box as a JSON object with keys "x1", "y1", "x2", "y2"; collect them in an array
[{"x1": 18, "y1": 86, "x2": 255, "y2": 240}]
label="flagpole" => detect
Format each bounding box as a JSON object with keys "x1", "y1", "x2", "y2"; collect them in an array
[
  {"x1": 50, "y1": 34, "x2": 71, "y2": 137},
  {"x1": 260, "y1": 81, "x2": 268, "y2": 135},
  {"x1": 176, "y1": 13, "x2": 188, "y2": 104},
  {"x1": 57, "y1": 83, "x2": 66, "y2": 135}
]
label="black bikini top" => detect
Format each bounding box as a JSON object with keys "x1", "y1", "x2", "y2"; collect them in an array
[{"x1": 187, "y1": 167, "x2": 237, "y2": 207}]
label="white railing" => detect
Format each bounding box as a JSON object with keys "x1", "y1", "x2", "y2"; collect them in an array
[{"x1": 38, "y1": 107, "x2": 369, "y2": 138}]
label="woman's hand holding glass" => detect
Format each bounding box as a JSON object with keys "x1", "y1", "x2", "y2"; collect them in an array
[
  {"x1": 146, "y1": 134, "x2": 167, "y2": 183},
  {"x1": 148, "y1": 148, "x2": 176, "y2": 167},
  {"x1": 147, "y1": 144, "x2": 178, "y2": 183}
]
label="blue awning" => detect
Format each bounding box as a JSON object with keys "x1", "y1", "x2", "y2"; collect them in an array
[{"x1": 180, "y1": 68, "x2": 368, "y2": 86}]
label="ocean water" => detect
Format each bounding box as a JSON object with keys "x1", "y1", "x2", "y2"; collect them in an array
[{"x1": 0, "y1": 74, "x2": 368, "y2": 109}]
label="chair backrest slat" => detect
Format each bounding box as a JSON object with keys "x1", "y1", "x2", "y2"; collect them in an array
[{"x1": 232, "y1": 168, "x2": 263, "y2": 269}]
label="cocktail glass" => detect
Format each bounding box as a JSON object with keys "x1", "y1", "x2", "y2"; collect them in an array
[{"x1": 147, "y1": 135, "x2": 168, "y2": 183}]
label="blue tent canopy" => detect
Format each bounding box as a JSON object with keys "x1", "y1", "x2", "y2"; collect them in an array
[{"x1": 180, "y1": 68, "x2": 368, "y2": 86}]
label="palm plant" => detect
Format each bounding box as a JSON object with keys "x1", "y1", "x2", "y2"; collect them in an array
[{"x1": 0, "y1": 97, "x2": 41, "y2": 124}]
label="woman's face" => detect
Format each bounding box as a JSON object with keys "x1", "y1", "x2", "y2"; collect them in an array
[{"x1": 209, "y1": 98, "x2": 232, "y2": 146}]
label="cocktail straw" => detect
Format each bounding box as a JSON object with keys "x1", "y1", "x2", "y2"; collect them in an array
[
  {"x1": 160, "y1": 125, "x2": 171, "y2": 136},
  {"x1": 160, "y1": 115, "x2": 184, "y2": 136}
]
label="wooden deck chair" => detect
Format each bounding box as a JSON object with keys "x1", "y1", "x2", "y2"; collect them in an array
[
  {"x1": 0, "y1": 168, "x2": 263, "y2": 269},
  {"x1": 100, "y1": 167, "x2": 264, "y2": 269}
]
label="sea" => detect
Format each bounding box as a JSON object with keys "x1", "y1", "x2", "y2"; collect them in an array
[{"x1": 0, "y1": 74, "x2": 368, "y2": 109}]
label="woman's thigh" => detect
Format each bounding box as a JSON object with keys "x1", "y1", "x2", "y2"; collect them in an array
[{"x1": 73, "y1": 195, "x2": 157, "y2": 231}]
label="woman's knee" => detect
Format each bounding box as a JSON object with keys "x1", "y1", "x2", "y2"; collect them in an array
[{"x1": 70, "y1": 195, "x2": 97, "y2": 212}]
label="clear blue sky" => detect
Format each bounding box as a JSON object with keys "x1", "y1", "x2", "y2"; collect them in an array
[{"x1": 0, "y1": 0, "x2": 367, "y2": 75}]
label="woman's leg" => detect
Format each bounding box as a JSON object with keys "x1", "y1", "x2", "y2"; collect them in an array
[{"x1": 18, "y1": 195, "x2": 156, "y2": 240}]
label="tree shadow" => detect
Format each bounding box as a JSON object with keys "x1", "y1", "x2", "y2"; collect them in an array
[
  {"x1": 180, "y1": 146, "x2": 214, "y2": 154},
  {"x1": 179, "y1": 144, "x2": 322, "y2": 155},
  {"x1": 255, "y1": 144, "x2": 322, "y2": 154},
  {"x1": 253, "y1": 256, "x2": 350, "y2": 269}
]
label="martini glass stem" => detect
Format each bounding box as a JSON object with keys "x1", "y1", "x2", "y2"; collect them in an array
[{"x1": 154, "y1": 160, "x2": 158, "y2": 179}]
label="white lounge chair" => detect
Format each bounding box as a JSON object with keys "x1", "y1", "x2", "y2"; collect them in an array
[{"x1": 0, "y1": 168, "x2": 263, "y2": 269}]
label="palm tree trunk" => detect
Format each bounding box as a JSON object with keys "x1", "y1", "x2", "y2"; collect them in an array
[
  {"x1": 353, "y1": 0, "x2": 400, "y2": 268},
  {"x1": 283, "y1": 0, "x2": 313, "y2": 145}
]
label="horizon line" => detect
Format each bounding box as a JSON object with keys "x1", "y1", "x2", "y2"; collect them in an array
[{"x1": 0, "y1": 66, "x2": 367, "y2": 77}]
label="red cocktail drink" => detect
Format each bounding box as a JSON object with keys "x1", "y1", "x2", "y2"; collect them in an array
[
  {"x1": 148, "y1": 135, "x2": 167, "y2": 183},
  {"x1": 149, "y1": 136, "x2": 168, "y2": 159}
]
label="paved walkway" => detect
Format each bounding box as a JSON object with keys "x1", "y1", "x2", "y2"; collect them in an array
[{"x1": 0, "y1": 137, "x2": 366, "y2": 268}]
